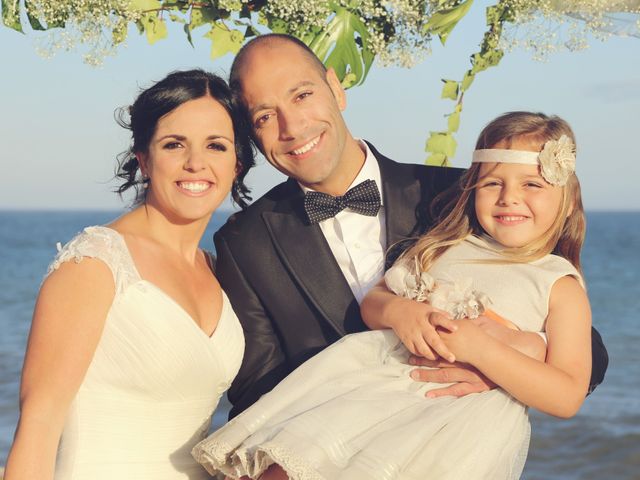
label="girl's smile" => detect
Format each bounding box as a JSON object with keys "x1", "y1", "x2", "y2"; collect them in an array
[{"x1": 474, "y1": 138, "x2": 564, "y2": 248}]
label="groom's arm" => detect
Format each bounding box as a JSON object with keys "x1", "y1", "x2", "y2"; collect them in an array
[
  {"x1": 411, "y1": 324, "x2": 608, "y2": 395},
  {"x1": 589, "y1": 326, "x2": 608, "y2": 393},
  {"x1": 215, "y1": 233, "x2": 290, "y2": 419}
]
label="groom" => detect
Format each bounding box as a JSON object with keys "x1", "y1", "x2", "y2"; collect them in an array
[{"x1": 215, "y1": 34, "x2": 608, "y2": 418}]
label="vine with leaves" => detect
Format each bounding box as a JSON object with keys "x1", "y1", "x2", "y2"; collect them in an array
[
  {"x1": 2, "y1": 0, "x2": 639, "y2": 166},
  {"x1": 426, "y1": 0, "x2": 514, "y2": 166}
]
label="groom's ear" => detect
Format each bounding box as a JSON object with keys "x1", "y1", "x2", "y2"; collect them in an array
[{"x1": 325, "y1": 68, "x2": 347, "y2": 111}]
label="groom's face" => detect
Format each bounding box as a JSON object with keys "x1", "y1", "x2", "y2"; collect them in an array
[{"x1": 236, "y1": 41, "x2": 349, "y2": 190}]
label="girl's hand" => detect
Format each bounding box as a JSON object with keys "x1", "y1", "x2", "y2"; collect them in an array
[
  {"x1": 471, "y1": 315, "x2": 547, "y2": 361},
  {"x1": 438, "y1": 318, "x2": 490, "y2": 364},
  {"x1": 389, "y1": 300, "x2": 458, "y2": 362}
]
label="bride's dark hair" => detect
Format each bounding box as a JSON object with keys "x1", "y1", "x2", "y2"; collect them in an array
[{"x1": 114, "y1": 69, "x2": 255, "y2": 208}]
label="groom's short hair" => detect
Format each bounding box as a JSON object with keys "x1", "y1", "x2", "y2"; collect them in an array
[{"x1": 229, "y1": 33, "x2": 328, "y2": 94}]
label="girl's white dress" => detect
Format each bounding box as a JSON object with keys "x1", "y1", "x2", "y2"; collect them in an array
[
  {"x1": 192, "y1": 235, "x2": 582, "y2": 480},
  {"x1": 49, "y1": 226, "x2": 245, "y2": 480}
]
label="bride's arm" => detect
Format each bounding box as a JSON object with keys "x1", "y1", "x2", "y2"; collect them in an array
[
  {"x1": 4, "y1": 259, "x2": 114, "y2": 480},
  {"x1": 441, "y1": 276, "x2": 591, "y2": 417}
]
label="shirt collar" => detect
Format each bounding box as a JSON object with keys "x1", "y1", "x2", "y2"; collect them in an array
[{"x1": 298, "y1": 139, "x2": 383, "y2": 204}]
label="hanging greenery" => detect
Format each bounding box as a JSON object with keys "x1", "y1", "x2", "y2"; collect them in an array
[{"x1": 2, "y1": 0, "x2": 639, "y2": 165}]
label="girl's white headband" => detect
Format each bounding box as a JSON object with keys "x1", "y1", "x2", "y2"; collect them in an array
[
  {"x1": 471, "y1": 135, "x2": 576, "y2": 186},
  {"x1": 472, "y1": 149, "x2": 539, "y2": 165}
]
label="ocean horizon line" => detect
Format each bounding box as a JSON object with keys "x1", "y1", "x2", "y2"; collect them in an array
[
  {"x1": 1, "y1": 207, "x2": 638, "y2": 214},
  {"x1": 0, "y1": 207, "x2": 239, "y2": 214}
]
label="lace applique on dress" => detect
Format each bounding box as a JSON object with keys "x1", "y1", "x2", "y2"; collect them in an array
[
  {"x1": 384, "y1": 256, "x2": 491, "y2": 320},
  {"x1": 46, "y1": 226, "x2": 138, "y2": 294}
]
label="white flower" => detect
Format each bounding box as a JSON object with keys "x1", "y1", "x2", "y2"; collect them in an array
[
  {"x1": 384, "y1": 258, "x2": 435, "y2": 302},
  {"x1": 426, "y1": 278, "x2": 490, "y2": 319},
  {"x1": 384, "y1": 262, "x2": 412, "y2": 297},
  {"x1": 538, "y1": 134, "x2": 576, "y2": 186},
  {"x1": 385, "y1": 259, "x2": 491, "y2": 319},
  {"x1": 420, "y1": 272, "x2": 435, "y2": 291}
]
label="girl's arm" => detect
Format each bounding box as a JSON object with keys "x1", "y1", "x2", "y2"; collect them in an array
[
  {"x1": 4, "y1": 258, "x2": 114, "y2": 480},
  {"x1": 442, "y1": 275, "x2": 591, "y2": 418},
  {"x1": 361, "y1": 280, "x2": 546, "y2": 362}
]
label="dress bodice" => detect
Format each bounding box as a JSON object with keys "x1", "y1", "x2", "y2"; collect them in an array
[
  {"x1": 386, "y1": 235, "x2": 582, "y2": 332},
  {"x1": 48, "y1": 226, "x2": 244, "y2": 479}
]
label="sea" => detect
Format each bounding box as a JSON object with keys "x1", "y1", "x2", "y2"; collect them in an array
[{"x1": 0, "y1": 210, "x2": 638, "y2": 478}]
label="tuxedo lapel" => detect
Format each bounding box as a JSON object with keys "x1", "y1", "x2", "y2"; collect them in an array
[{"x1": 261, "y1": 181, "x2": 360, "y2": 336}]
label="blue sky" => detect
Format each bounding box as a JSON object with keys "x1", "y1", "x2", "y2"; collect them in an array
[{"x1": 1, "y1": 3, "x2": 639, "y2": 211}]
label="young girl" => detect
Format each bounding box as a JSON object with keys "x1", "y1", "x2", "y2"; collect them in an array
[{"x1": 192, "y1": 112, "x2": 592, "y2": 480}]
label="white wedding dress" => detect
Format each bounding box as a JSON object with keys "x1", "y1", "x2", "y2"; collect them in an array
[
  {"x1": 48, "y1": 226, "x2": 244, "y2": 479},
  {"x1": 193, "y1": 235, "x2": 582, "y2": 480}
]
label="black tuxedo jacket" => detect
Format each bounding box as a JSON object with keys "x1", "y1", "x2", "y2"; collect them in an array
[{"x1": 215, "y1": 144, "x2": 608, "y2": 419}]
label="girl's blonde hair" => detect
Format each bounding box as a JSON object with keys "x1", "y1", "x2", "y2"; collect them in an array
[{"x1": 402, "y1": 111, "x2": 586, "y2": 274}]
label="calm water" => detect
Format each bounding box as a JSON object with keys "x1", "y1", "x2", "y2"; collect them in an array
[{"x1": 0, "y1": 210, "x2": 638, "y2": 478}]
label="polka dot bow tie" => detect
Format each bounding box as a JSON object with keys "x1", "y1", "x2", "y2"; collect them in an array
[{"x1": 303, "y1": 179, "x2": 382, "y2": 224}]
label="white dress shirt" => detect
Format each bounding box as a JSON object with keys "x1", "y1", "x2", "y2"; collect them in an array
[{"x1": 300, "y1": 141, "x2": 386, "y2": 303}]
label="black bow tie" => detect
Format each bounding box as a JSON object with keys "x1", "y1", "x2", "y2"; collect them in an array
[{"x1": 303, "y1": 179, "x2": 382, "y2": 224}]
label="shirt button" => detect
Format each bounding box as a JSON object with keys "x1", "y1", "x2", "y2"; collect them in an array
[{"x1": 354, "y1": 242, "x2": 362, "y2": 249}]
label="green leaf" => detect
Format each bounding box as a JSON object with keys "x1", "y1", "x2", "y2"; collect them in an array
[
  {"x1": 135, "y1": 18, "x2": 145, "y2": 34},
  {"x1": 257, "y1": 10, "x2": 269, "y2": 26},
  {"x1": 189, "y1": 6, "x2": 219, "y2": 30},
  {"x1": 423, "y1": 0, "x2": 474, "y2": 45},
  {"x1": 25, "y1": 0, "x2": 45, "y2": 31},
  {"x1": 2, "y1": 0, "x2": 22, "y2": 32},
  {"x1": 485, "y1": 5, "x2": 500, "y2": 26},
  {"x1": 426, "y1": 131, "x2": 457, "y2": 158},
  {"x1": 130, "y1": 0, "x2": 161, "y2": 11},
  {"x1": 500, "y1": 4, "x2": 518, "y2": 23},
  {"x1": 266, "y1": 16, "x2": 288, "y2": 34},
  {"x1": 441, "y1": 80, "x2": 459, "y2": 100},
  {"x1": 425, "y1": 153, "x2": 450, "y2": 167},
  {"x1": 143, "y1": 14, "x2": 168, "y2": 45},
  {"x1": 204, "y1": 22, "x2": 244, "y2": 60},
  {"x1": 307, "y1": 6, "x2": 375, "y2": 88},
  {"x1": 447, "y1": 112, "x2": 460, "y2": 133},
  {"x1": 461, "y1": 71, "x2": 474, "y2": 91},
  {"x1": 341, "y1": 72, "x2": 357, "y2": 89},
  {"x1": 486, "y1": 48, "x2": 504, "y2": 67}
]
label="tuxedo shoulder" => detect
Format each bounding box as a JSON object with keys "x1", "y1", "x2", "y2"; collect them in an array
[
  {"x1": 395, "y1": 160, "x2": 465, "y2": 179},
  {"x1": 379, "y1": 157, "x2": 465, "y2": 189},
  {"x1": 366, "y1": 142, "x2": 465, "y2": 181}
]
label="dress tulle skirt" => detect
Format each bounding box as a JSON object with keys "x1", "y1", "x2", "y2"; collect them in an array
[{"x1": 192, "y1": 330, "x2": 530, "y2": 480}]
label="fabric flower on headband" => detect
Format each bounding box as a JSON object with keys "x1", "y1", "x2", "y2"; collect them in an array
[{"x1": 537, "y1": 135, "x2": 576, "y2": 186}]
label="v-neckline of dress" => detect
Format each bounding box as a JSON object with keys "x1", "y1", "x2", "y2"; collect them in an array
[{"x1": 90, "y1": 226, "x2": 224, "y2": 340}]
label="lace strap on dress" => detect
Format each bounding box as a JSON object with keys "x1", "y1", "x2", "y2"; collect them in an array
[{"x1": 46, "y1": 226, "x2": 137, "y2": 294}]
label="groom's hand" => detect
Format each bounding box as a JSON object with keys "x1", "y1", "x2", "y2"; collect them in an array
[{"x1": 409, "y1": 357, "x2": 496, "y2": 398}]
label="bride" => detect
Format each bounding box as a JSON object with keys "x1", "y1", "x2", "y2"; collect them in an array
[{"x1": 5, "y1": 69, "x2": 253, "y2": 479}]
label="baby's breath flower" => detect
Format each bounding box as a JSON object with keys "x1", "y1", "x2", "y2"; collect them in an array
[
  {"x1": 500, "y1": 0, "x2": 640, "y2": 60},
  {"x1": 29, "y1": 0, "x2": 141, "y2": 65},
  {"x1": 18, "y1": 0, "x2": 640, "y2": 68}
]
